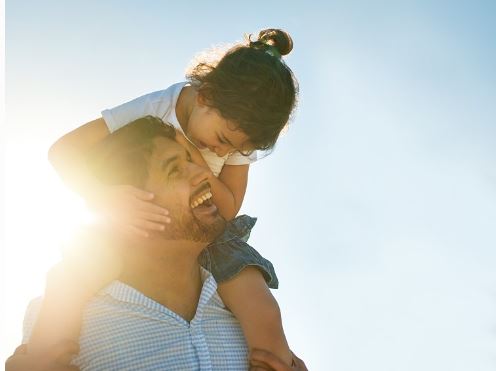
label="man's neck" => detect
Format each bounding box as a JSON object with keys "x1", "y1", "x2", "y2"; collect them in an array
[{"x1": 118, "y1": 237, "x2": 207, "y2": 322}]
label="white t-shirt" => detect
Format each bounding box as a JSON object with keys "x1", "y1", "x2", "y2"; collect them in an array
[{"x1": 102, "y1": 82, "x2": 257, "y2": 177}]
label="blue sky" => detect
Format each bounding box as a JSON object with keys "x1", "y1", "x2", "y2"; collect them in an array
[{"x1": 3, "y1": 1, "x2": 496, "y2": 369}]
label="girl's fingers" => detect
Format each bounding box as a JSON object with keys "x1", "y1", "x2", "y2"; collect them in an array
[
  {"x1": 136, "y1": 211, "x2": 171, "y2": 224},
  {"x1": 124, "y1": 225, "x2": 149, "y2": 238},
  {"x1": 127, "y1": 187, "x2": 155, "y2": 201},
  {"x1": 134, "y1": 199, "x2": 169, "y2": 216},
  {"x1": 250, "y1": 349, "x2": 291, "y2": 371},
  {"x1": 48, "y1": 340, "x2": 79, "y2": 361},
  {"x1": 131, "y1": 219, "x2": 166, "y2": 232},
  {"x1": 290, "y1": 352, "x2": 307, "y2": 370},
  {"x1": 249, "y1": 359, "x2": 272, "y2": 370},
  {"x1": 13, "y1": 344, "x2": 27, "y2": 355},
  {"x1": 57, "y1": 353, "x2": 76, "y2": 366},
  {"x1": 53, "y1": 366, "x2": 80, "y2": 371}
]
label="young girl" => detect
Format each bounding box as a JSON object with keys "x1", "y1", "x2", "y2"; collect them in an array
[{"x1": 32, "y1": 28, "x2": 298, "y2": 366}]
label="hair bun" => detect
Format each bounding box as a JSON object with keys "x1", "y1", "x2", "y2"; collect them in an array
[{"x1": 258, "y1": 28, "x2": 293, "y2": 56}]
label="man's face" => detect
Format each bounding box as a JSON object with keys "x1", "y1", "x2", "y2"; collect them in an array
[{"x1": 144, "y1": 136, "x2": 226, "y2": 242}]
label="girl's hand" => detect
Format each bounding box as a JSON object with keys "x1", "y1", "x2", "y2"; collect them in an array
[
  {"x1": 5, "y1": 341, "x2": 80, "y2": 371},
  {"x1": 250, "y1": 350, "x2": 308, "y2": 371},
  {"x1": 90, "y1": 184, "x2": 171, "y2": 238}
]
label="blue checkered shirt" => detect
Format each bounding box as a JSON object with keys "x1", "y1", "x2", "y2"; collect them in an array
[{"x1": 22, "y1": 268, "x2": 249, "y2": 370}]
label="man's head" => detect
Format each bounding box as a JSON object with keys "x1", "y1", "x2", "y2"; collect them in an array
[{"x1": 87, "y1": 116, "x2": 226, "y2": 242}]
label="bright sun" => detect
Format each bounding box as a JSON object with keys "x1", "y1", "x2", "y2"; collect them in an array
[{"x1": 3, "y1": 144, "x2": 95, "y2": 360}]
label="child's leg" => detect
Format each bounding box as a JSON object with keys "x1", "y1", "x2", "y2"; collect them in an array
[{"x1": 217, "y1": 266, "x2": 293, "y2": 366}]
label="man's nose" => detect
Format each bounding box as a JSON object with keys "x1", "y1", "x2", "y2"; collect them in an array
[{"x1": 189, "y1": 162, "x2": 210, "y2": 186}]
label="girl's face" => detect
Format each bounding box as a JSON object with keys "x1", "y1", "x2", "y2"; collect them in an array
[{"x1": 186, "y1": 98, "x2": 252, "y2": 157}]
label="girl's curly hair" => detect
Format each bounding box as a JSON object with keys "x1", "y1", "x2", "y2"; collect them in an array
[{"x1": 186, "y1": 28, "x2": 299, "y2": 152}]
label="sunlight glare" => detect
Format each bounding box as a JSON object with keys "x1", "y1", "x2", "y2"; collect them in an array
[{"x1": 3, "y1": 141, "x2": 96, "y2": 359}]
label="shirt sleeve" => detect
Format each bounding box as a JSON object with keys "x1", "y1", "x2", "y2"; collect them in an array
[
  {"x1": 224, "y1": 150, "x2": 258, "y2": 166},
  {"x1": 101, "y1": 90, "x2": 171, "y2": 133},
  {"x1": 22, "y1": 298, "x2": 43, "y2": 344}
]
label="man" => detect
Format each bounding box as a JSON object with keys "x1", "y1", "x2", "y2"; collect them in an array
[{"x1": 6, "y1": 116, "x2": 306, "y2": 370}]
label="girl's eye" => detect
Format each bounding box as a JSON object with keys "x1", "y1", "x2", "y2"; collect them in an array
[{"x1": 217, "y1": 134, "x2": 227, "y2": 144}]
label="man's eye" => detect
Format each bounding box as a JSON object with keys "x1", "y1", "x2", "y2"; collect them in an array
[{"x1": 169, "y1": 166, "x2": 180, "y2": 176}]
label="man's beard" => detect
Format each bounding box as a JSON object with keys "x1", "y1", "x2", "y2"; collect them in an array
[{"x1": 160, "y1": 202, "x2": 226, "y2": 243}]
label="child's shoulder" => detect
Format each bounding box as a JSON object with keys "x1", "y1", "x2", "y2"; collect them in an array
[{"x1": 144, "y1": 81, "x2": 187, "y2": 101}]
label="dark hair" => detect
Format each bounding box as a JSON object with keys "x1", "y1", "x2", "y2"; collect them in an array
[
  {"x1": 186, "y1": 28, "x2": 299, "y2": 151},
  {"x1": 87, "y1": 116, "x2": 176, "y2": 187}
]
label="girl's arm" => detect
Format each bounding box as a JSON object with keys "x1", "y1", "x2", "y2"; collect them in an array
[
  {"x1": 28, "y1": 274, "x2": 91, "y2": 355},
  {"x1": 218, "y1": 268, "x2": 293, "y2": 367},
  {"x1": 28, "y1": 230, "x2": 121, "y2": 355},
  {"x1": 174, "y1": 132, "x2": 248, "y2": 220},
  {"x1": 48, "y1": 118, "x2": 110, "y2": 199},
  {"x1": 211, "y1": 164, "x2": 248, "y2": 220}
]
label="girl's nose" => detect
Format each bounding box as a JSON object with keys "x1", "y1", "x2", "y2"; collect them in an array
[
  {"x1": 215, "y1": 149, "x2": 227, "y2": 157},
  {"x1": 214, "y1": 144, "x2": 232, "y2": 157}
]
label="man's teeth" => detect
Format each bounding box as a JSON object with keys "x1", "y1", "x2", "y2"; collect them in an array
[{"x1": 191, "y1": 191, "x2": 213, "y2": 209}]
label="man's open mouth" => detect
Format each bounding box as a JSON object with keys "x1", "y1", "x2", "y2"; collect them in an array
[
  {"x1": 190, "y1": 182, "x2": 218, "y2": 216},
  {"x1": 190, "y1": 189, "x2": 214, "y2": 209}
]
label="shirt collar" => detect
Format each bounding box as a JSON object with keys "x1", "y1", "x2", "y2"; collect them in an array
[{"x1": 97, "y1": 267, "x2": 218, "y2": 319}]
